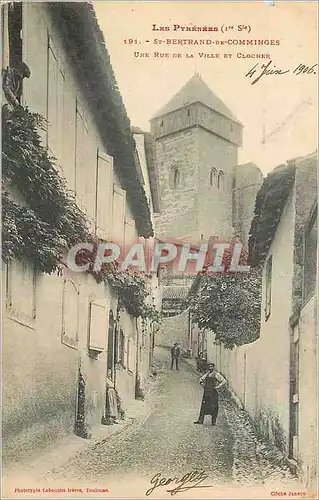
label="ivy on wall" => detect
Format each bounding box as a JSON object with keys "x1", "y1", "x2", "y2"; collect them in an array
[
  {"x1": 2, "y1": 105, "x2": 160, "y2": 322},
  {"x1": 2, "y1": 105, "x2": 91, "y2": 272},
  {"x1": 248, "y1": 162, "x2": 296, "y2": 267},
  {"x1": 189, "y1": 246, "x2": 262, "y2": 350}
]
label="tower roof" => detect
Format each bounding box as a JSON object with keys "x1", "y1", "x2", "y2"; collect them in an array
[{"x1": 152, "y1": 74, "x2": 241, "y2": 124}]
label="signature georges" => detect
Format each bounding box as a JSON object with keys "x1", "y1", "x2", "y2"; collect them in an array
[
  {"x1": 245, "y1": 60, "x2": 317, "y2": 85},
  {"x1": 145, "y1": 470, "x2": 213, "y2": 496}
]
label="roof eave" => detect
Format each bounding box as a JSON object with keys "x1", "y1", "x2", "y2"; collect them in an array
[{"x1": 47, "y1": 2, "x2": 153, "y2": 236}]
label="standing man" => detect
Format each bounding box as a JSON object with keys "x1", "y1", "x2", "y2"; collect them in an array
[
  {"x1": 170, "y1": 342, "x2": 180, "y2": 370},
  {"x1": 194, "y1": 363, "x2": 226, "y2": 425},
  {"x1": 2, "y1": 61, "x2": 31, "y2": 107}
]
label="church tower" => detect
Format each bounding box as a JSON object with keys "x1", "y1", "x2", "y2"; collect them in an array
[{"x1": 151, "y1": 74, "x2": 243, "y2": 243}]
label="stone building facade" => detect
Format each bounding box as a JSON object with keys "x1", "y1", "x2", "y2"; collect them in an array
[
  {"x1": 2, "y1": 2, "x2": 160, "y2": 464},
  {"x1": 151, "y1": 73, "x2": 245, "y2": 243},
  {"x1": 203, "y1": 152, "x2": 317, "y2": 491},
  {"x1": 152, "y1": 74, "x2": 263, "y2": 350}
]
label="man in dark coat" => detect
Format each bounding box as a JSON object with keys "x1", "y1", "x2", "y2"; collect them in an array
[
  {"x1": 2, "y1": 61, "x2": 31, "y2": 106},
  {"x1": 194, "y1": 363, "x2": 226, "y2": 425},
  {"x1": 170, "y1": 342, "x2": 180, "y2": 370}
]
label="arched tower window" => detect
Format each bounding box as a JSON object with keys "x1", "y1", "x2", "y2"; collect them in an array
[
  {"x1": 174, "y1": 168, "x2": 180, "y2": 188},
  {"x1": 170, "y1": 167, "x2": 181, "y2": 189},
  {"x1": 217, "y1": 170, "x2": 224, "y2": 189},
  {"x1": 210, "y1": 167, "x2": 217, "y2": 187}
]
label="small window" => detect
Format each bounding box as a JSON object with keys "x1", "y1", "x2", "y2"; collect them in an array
[
  {"x1": 88, "y1": 298, "x2": 109, "y2": 353},
  {"x1": 217, "y1": 170, "x2": 224, "y2": 189},
  {"x1": 168, "y1": 166, "x2": 181, "y2": 189},
  {"x1": 265, "y1": 255, "x2": 273, "y2": 321},
  {"x1": 187, "y1": 109, "x2": 191, "y2": 117},
  {"x1": 210, "y1": 168, "x2": 217, "y2": 187},
  {"x1": 160, "y1": 120, "x2": 164, "y2": 127},
  {"x1": 303, "y1": 205, "x2": 317, "y2": 303}
]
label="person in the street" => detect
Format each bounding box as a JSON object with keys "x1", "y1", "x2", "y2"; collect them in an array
[
  {"x1": 2, "y1": 61, "x2": 31, "y2": 107},
  {"x1": 170, "y1": 342, "x2": 180, "y2": 370},
  {"x1": 194, "y1": 363, "x2": 226, "y2": 425}
]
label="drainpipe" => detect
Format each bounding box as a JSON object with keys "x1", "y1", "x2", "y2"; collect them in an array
[{"x1": 135, "y1": 317, "x2": 140, "y2": 398}]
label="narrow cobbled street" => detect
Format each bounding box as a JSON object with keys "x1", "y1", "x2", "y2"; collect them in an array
[{"x1": 30, "y1": 347, "x2": 302, "y2": 498}]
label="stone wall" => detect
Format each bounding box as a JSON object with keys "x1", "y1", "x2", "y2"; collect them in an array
[
  {"x1": 154, "y1": 128, "x2": 198, "y2": 240},
  {"x1": 156, "y1": 308, "x2": 190, "y2": 351},
  {"x1": 197, "y1": 128, "x2": 237, "y2": 240},
  {"x1": 233, "y1": 163, "x2": 263, "y2": 246}
]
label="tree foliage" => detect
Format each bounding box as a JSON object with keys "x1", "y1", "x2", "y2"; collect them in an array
[{"x1": 189, "y1": 246, "x2": 262, "y2": 349}]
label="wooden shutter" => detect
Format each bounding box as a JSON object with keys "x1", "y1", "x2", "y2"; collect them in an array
[
  {"x1": 75, "y1": 102, "x2": 89, "y2": 212},
  {"x1": 96, "y1": 151, "x2": 113, "y2": 240},
  {"x1": 47, "y1": 37, "x2": 65, "y2": 164},
  {"x1": 88, "y1": 299, "x2": 109, "y2": 352},
  {"x1": 7, "y1": 259, "x2": 36, "y2": 326},
  {"x1": 47, "y1": 38, "x2": 58, "y2": 155},
  {"x1": 2, "y1": 5, "x2": 10, "y2": 69},
  {"x1": 57, "y1": 67, "x2": 65, "y2": 164},
  {"x1": 62, "y1": 79, "x2": 76, "y2": 192},
  {"x1": 112, "y1": 185, "x2": 126, "y2": 248}
]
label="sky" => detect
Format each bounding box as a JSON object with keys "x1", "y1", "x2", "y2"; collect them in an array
[{"x1": 93, "y1": 1, "x2": 318, "y2": 174}]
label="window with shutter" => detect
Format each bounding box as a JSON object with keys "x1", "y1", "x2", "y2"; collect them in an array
[
  {"x1": 112, "y1": 185, "x2": 126, "y2": 248},
  {"x1": 88, "y1": 299, "x2": 109, "y2": 352},
  {"x1": 61, "y1": 279, "x2": 79, "y2": 349},
  {"x1": 75, "y1": 102, "x2": 89, "y2": 212},
  {"x1": 47, "y1": 37, "x2": 65, "y2": 164},
  {"x1": 2, "y1": 5, "x2": 10, "y2": 69},
  {"x1": 95, "y1": 151, "x2": 113, "y2": 241},
  {"x1": 57, "y1": 67, "x2": 65, "y2": 162},
  {"x1": 303, "y1": 206, "x2": 317, "y2": 303},
  {"x1": 47, "y1": 39, "x2": 58, "y2": 154}
]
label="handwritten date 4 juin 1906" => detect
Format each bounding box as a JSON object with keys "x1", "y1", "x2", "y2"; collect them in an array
[
  {"x1": 245, "y1": 60, "x2": 317, "y2": 84},
  {"x1": 145, "y1": 470, "x2": 213, "y2": 496}
]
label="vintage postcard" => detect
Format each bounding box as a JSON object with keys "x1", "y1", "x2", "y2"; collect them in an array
[{"x1": 1, "y1": 1, "x2": 318, "y2": 499}]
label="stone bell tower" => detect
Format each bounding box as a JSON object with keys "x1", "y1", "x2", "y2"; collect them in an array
[{"x1": 151, "y1": 73, "x2": 243, "y2": 243}]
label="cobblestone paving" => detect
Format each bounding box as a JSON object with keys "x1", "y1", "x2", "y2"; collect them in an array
[
  {"x1": 40, "y1": 347, "x2": 302, "y2": 498},
  {"x1": 222, "y1": 394, "x2": 300, "y2": 487}
]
